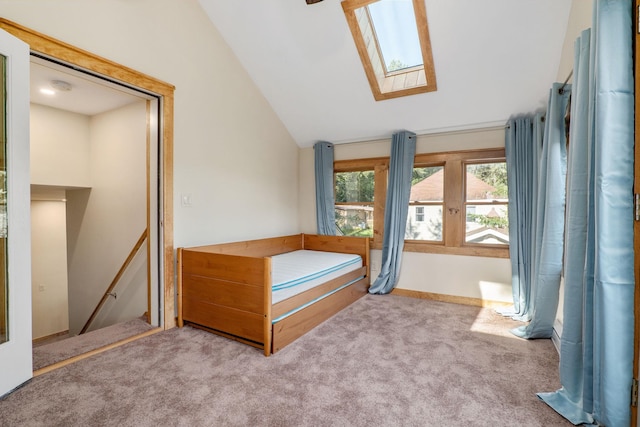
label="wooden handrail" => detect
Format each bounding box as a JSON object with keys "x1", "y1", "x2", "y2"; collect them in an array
[{"x1": 79, "y1": 229, "x2": 148, "y2": 335}]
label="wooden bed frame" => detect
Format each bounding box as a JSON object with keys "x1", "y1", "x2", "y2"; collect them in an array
[{"x1": 177, "y1": 233, "x2": 370, "y2": 356}]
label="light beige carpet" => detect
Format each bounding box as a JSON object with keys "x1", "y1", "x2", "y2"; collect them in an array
[{"x1": 2, "y1": 295, "x2": 569, "y2": 426}]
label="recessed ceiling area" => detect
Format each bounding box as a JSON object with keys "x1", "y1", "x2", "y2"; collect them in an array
[
  {"x1": 198, "y1": 0, "x2": 573, "y2": 148},
  {"x1": 28, "y1": 56, "x2": 151, "y2": 200},
  {"x1": 30, "y1": 56, "x2": 144, "y2": 116}
]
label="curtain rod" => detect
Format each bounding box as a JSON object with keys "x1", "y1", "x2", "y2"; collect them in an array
[
  {"x1": 329, "y1": 122, "x2": 507, "y2": 146},
  {"x1": 559, "y1": 70, "x2": 573, "y2": 94},
  {"x1": 505, "y1": 70, "x2": 573, "y2": 129}
]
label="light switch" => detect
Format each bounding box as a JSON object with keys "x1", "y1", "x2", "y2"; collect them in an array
[{"x1": 181, "y1": 193, "x2": 192, "y2": 207}]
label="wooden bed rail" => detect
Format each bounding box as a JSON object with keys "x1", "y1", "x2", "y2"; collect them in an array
[{"x1": 186, "y1": 234, "x2": 304, "y2": 257}]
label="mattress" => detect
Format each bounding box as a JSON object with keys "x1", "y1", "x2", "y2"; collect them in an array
[{"x1": 271, "y1": 250, "x2": 363, "y2": 305}]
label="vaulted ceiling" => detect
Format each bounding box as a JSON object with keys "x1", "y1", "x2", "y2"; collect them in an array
[{"x1": 198, "y1": 0, "x2": 573, "y2": 148}]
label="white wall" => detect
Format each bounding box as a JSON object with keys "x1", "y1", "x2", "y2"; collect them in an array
[
  {"x1": 29, "y1": 103, "x2": 87, "y2": 339},
  {"x1": 300, "y1": 127, "x2": 512, "y2": 303},
  {"x1": 31, "y1": 100, "x2": 149, "y2": 335},
  {"x1": 90, "y1": 249, "x2": 147, "y2": 332},
  {"x1": 0, "y1": 0, "x2": 301, "y2": 249},
  {"x1": 30, "y1": 103, "x2": 91, "y2": 187},
  {"x1": 1, "y1": 0, "x2": 299, "y2": 337},
  {"x1": 66, "y1": 101, "x2": 147, "y2": 334},
  {"x1": 556, "y1": 0, "x2": 594, "y2": 83},
  {"x1": 31, "y1": 198, "x2": 69, "y2": 339}
]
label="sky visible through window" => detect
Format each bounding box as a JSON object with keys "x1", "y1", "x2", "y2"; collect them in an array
[{"x1": 367, "y1": 0, "x2": 422, "y2": 72}]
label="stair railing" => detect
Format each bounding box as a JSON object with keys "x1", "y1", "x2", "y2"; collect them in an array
[{"x1": 79, "y1": 229, "x2": 148, "y2": 335}]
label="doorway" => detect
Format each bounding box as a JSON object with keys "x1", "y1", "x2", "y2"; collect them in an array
[
  {"x1": 29, "y1": 56, "x2": 159, "y2": 369},
  {"x1": 0, "y1": 18, "x2": 175, "y2": 375}
]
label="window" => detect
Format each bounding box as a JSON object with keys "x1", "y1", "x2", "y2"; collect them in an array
[
  {"x1": 342, "y1": 0, "x2": 437, "y2": 101},
  {"x1": 464, "y1": 162, "x2": 509, "y2": 246},
  {"x1": 334, "y1": 149, "x2": 508, "y2": 258},
  {"x1": 405, "y1": 165, "x2": 443, "y2": 241},
  {"x1": 334, "y1": 169, "x2": 375, "y2": 237}
]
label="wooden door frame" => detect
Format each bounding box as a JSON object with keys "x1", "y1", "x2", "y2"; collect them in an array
[{"x1": 0, "y1": 18, "x2": 176, "y2": 332}]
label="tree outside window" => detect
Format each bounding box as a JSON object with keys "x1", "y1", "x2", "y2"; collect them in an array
[
  {"x1": 334, "y1": 170, "x2": 374, "y2": 237},
  {"x1": 333, "y1": 148, "x2": 508, "y2": 258}
]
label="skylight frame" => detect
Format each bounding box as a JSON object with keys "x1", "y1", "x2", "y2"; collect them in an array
[{"x1": 342, "y1": 0, "x2": 437, "y2": 101}]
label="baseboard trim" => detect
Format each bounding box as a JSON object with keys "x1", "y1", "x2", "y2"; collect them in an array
[
  {"x1": 32, "y1": 330, "x2": 69, "y2": 344},
  {"x1": 551, "y1": 328, "x2": 561, "y2": 354},
  {"x1": 390, "y1": 288, "x2": 511, "y2": 309}
]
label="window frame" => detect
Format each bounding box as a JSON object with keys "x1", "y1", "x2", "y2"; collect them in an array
[
  {"x1": 463, "y1": 160, "x2": 509, "y2": 247},
  {"x1": 334, "y1": 157, "x2": 388, "y2": 247},
  {"x1": 334, "y1": 148, "x2": 508, "y2": 258},
  {"x1": 341, "y1": 0, "x2": 437, "y2": 101},
  {"x1": 334, "y1": 167, "x2": 376, "y2": 238}
]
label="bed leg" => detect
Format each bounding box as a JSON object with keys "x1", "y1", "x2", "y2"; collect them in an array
[{"x1": 264, "y1": 326, "x2": 271, "y2": 357}]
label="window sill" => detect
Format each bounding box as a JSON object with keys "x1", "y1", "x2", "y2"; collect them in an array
[{"x1": 372, "y1": 241, "x2": 509, "y2": 258}]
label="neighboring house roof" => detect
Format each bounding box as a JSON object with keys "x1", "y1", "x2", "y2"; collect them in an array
[
  {"x1": 485, "y1": 207, "x2": 501, "y2": 218},
  {"x1": 410, "y1": 170, "x2": 496, "y2": 201},
  {"x1": 466, "y1": 226, "x2": 509, "y2": 244}
]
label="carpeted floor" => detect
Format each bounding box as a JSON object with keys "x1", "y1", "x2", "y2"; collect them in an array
[
  {"x1": 1, "y1": 295, "x2": 570, "y2": 426},
  {"x1": 32, "y1": 317, "x2": 155, "y2": 371}
]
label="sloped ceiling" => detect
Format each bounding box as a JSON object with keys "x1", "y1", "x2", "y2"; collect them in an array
[{"x1": 199, "y1": 0, "x2": 573, "y2": 148}]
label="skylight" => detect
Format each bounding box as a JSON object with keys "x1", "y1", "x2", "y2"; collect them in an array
[
  {"x1": 367, "y1": 0, "x2": 422, "y2": 73},
  {"x1": 342, "y1": 0, "x2": 437, "y2": 101}
]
